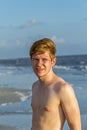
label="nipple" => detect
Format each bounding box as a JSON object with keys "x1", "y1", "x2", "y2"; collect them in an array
[{"x1": 44, "y1": 106, "x2": 50, "y2": 112}]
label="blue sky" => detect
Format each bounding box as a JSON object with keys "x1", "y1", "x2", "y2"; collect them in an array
[{"x1": 0, "y1": 0, "x2": 87, "y2": 59}]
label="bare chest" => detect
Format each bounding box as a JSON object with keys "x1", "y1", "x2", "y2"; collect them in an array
[{"x1": 31, "y1": 87, "x2": 60, "y2": 112}]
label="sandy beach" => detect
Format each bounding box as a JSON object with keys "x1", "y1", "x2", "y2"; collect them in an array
[{"x1": 0, "y1": 125, "x2": 17, "y2": 130}]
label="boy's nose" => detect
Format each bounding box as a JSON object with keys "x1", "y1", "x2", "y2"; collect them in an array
[{"x1": 37, "y1": 59, "x2": 43, "y2": 65}]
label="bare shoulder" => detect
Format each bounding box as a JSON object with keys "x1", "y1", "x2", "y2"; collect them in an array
[
  {"x1": 58, "y1": 80, "x2": 76, "y2": 100},
  {"x1": 54, "y1": 76, "x2": 76, "y2": 100},
  {"x1": 55, "y1": 76, "x2": 74, "y2": 94},
  {"x1": 60, "y1": 81, "x2": 75, "y2": 97},
  {"x1": 54, "y1": 76, "x2": 72, "y2": 90},
  {"x1": 32, "y1": 80, "x2": 39, "y2": 90}
]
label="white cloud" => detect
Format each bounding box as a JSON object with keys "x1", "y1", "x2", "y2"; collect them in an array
[
  {"x1": 18, "y1": 18, "x2": 38, "y2": 29},
  {"x1": 51, "y1": 35, "x2": 57, "y2": 42},
  {"x1": 51, "y1": 35, "x2": 65, "y2": 44},
  {"x1": 0, "y1": 19, "x2": 39, "y2": 30},
  {"x1": 0, "y1": 39, "x2": 24, "y2": 49},
  {"x1": 58, "y1": 38, "x2": 65, "y2": 44}
]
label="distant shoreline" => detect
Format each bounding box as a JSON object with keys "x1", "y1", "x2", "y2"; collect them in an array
[
  {"x1": 0, "y1": 54, "x2": 87, "y2": 60},
  {"x1": 0, "y1": 54, "x2": 87, "y2": 67}
]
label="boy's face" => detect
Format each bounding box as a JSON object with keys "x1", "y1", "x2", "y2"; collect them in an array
[{"x1": 31, "y1": 51, "x2": 56, "y2": 78}]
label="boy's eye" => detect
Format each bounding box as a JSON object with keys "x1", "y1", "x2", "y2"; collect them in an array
[
  {"x1": 32, "y1": 58, "x2": 39, "y2": 61},
  {"x1": 42, "y1": 58, "x2": 48, "y2": 62},
  {"x1": 31, "y1": 58, "x2": 50, "y2": 63}
]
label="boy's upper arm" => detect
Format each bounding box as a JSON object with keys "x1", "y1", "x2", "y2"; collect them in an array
[{"x1": 60, "y1": 84, "x2": 81, "y2": 130}]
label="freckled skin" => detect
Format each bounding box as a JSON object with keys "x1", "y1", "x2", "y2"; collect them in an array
[{"x1": 31, "y1": 52, "x2": 81, "y2": 130}]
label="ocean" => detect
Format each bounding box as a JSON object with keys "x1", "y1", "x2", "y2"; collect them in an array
[{"x1": 0, "y1": 55, "x2": 87, "y2": 130}]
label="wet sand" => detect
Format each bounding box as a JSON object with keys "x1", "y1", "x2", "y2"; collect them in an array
[
  {"x1": 0, "y1": 125, "x2": 17, "y2": 130},
  {"x1": 0, "y1": 87, "x2": 31, "y2": 104}
]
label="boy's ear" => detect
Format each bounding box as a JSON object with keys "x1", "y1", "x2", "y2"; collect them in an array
[{"x1": 52, "y1": 57, "x2": 56, "y2": 65}]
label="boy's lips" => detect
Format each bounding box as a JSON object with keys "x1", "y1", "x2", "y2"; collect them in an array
[{"x1": 36, "y1": 67, "x2": 44, "y2": 72}]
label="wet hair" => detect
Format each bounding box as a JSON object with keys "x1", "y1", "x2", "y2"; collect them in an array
[{"x1": 29, "y1": 38, "x2": 56, "y2": 59}]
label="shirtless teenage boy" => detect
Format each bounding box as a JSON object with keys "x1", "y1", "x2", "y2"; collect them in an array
[{"x1": 29, "y1": 38, "x2": 81, "y2": 130}]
